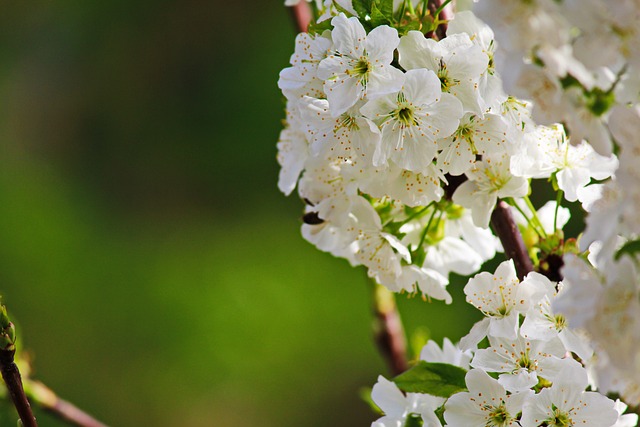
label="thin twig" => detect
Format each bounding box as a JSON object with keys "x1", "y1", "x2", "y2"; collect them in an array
[
  {"x1": 0, "y1": 348, "x2": 38, "y2": 427},
  {"x1": 288, "y1": 2, "x2": 312, "y2": 33},
  {"x1": 490, "y1": 200, "x2": 534, "y2": 280},
  {"x1": 371, "y1": 282, "x2": 408, "y2": 376},
  {"x1": 25, "y1": 380, "x2": 109, "y2": 427},
  {"x1": 0, "y1": 305, "x2": 38, "y2": 427}
]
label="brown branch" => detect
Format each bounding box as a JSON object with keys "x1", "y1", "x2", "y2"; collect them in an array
[
  {"x1": 490, "y1": 200, "x2": 534, "y2": 280},
  {"x1": 288, "y1": 2, "x2": 312, "y2": 34},
  {"x1": 371, "y1": 283, "x2": 408, "y2": 376},
  {"x1": 25, "y1": 380, "x2": 109, "y2": 427},
  {"x1": 0, "y1": 348, "x2": 38, "y2": 427}
]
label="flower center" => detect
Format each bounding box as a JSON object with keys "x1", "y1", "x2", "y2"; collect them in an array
[
  {"x1": 392, "y1": 92, "x2": 418, "y2": 128},
  {"x1": 455, "y1": 117, "x2": 478, "y2": 153},
  {"x1": 517, "y1": 352, "x2": 534, "y2": 370},
  {"x1": 347, "y1": 57, "x2": 372, "y2": 87},
  {"x1": 398, "y1": 107, "x2": 415, "y2": 126},
  {"x1": 481, "y1": 167, "x2": 509, "y2": 192},
  {"x1": 487, "y1": 404, "x2": 511, "y2": 427},
  {"x1": 547, "y1": 405, "x2": 573, "y2": 427},
  {"x1": 437, "y1": 59, "x2": 460, "y2": 92},
  {"x1": 339, "y1": 113, "x2": 360, "y2": 131},
  {"x1": 554, "y1": 314, "x2": 566, "y2": 331}
]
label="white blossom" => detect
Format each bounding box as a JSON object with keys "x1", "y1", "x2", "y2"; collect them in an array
[
  {"x1": 453, "y1": 154, "x2": 529, "y2": 229},
  {"x1": 445, "y1": 369, "x2": 530, "y2": 427},
  {"x1": 520, "y1": 361, "x2": 618, "y2": 427},
  {"x1": 460, "y1": 261, "x2": 549, "y2": 348},
  {"x1": 318, "y1": 14, "x2": 403, "y2": 117},
  {"x1": 420, "y1": 338, "x2": 472, "y2": 369},
  {"x1": 398, "y1": 32, "x2": 488, "y2": 115},
  {"x1": 471, "y1": 334, "x2": 568, "y2": 392},
  {"x1": 371, "y1": 376, "x2": 443, "y2": 427},
  {"x1": 437, "y1": 112, "x2": 511, "y2": 176},
  {"x1": 361, "y1": 68, "x2": 462, "y2": 173}
]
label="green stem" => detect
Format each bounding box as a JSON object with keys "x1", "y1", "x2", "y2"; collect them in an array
[
  {"x1": 420, "y1": 0, "x2": 429, "y2": 20},
  {"x1": 407, "y1": 0, "x2": 416, "y2": 15},
  {"x1": 554, "y1": 190, "x2": 563, "y2": 232},
  {"x1": 523, "y1": 196, "x2": 548, "y2": 238},
  {"x1": 504, "y1": 198, "x2": 545, "y2": 238},
  {"x1": 387, "y1": 203, "x2": 433, "y2": 229},
  {"x1": 433, "y1": 0, "x2": 453, "y2": 18},
  {"x1": 416, "y1": 207, "x2": 439, "y2": 251}
]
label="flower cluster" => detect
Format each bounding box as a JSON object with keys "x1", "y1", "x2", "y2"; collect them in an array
[
  {"x1": 277, "y1": 0, "x2": 640, "y2": 424},
  {"x1": 372, "y1": 261, "x2": 634, "y2": 427},
  {"x1": 471, "y1": 0, "x2": 640, "y2": 406},
  {"x1": 277, "y1": 6, "x2": 616, "y2": 304}
]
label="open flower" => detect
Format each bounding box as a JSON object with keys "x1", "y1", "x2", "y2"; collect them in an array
[
  {"x1": 318, "y1": 14, "x2": 403, "y2": 117},
  {"x1": 371, "y1": 376, "x2": 444, "y2": 427},
  {"x1": 361, "y1": 68, "x2": 462, "y2": 173},
  {"x1": 445, "y1": 369, "x2": 530, "y2": 427},
  {"x1": 460, "y1": 260, "x2": 550, "y2": 349},
  {"x1": 453, "y1": 154, "x2": 529, "y2": 229}
]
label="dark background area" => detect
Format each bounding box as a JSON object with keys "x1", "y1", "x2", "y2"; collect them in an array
[{"x1": 0, "y1": 2, "x2": 478, "y2": 426}]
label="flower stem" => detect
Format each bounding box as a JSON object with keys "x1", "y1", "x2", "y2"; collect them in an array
[
  {"x1": 427, "y1": 0, "x2": 452, "y2": 39},
  {"x1": 507, "y1": 198, "x2": 545, "y2": 238},
  {"x1": 491, "y1": 200, "x2": 534, "y2": 280},
  {"x1": 554, "y1": 189, "x2": 563, "y2": 232},
  {"x1": 523, "y1": 196, "x2": 548, "y2": 238}
]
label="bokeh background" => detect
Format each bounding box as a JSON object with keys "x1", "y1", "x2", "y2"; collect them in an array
[{"x1": 0, "y1": 2, "x2": 481, "y2": 426}]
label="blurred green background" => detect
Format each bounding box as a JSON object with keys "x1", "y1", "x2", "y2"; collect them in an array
[{"x1": 0, "y1": 2, "x2": 479, "y2": 426}]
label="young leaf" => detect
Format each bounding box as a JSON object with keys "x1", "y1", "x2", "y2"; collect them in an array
[{"x1": 393, "y1": 361, "x2": 467, "y2": 397}]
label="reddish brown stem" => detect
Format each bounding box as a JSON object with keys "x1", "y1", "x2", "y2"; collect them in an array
[
  {"x1": 372, "y1": 283, "x2": 408, "y2": 376},
  {"x1": 44, "y1": 398, "x2": 108, "y2": 427},
  {"x1": 491, "y1": 200, "x2": 534, "y2": 280},
  {"x1": 26, "y1": 379, "x2": 109, "y2": 427},
  {"x1": 288, "y1": 2, "x2": 313, "y2": 33},
  {"x1": 0, "y1": 348, "x2": 38, "y2": 427}
]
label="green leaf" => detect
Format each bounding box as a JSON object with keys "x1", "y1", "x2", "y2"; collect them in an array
[
  {"x1": 434, "y1": 405, "x2": 446, "y2": 426},
  {"x1": 352, "y1": 0, "x2": 372, "y2": 19},
  {"x1": 374, "y1": 0, "x2": 394, "y2": 19},
  {"x1": 307, "y1": 19, "x2": 333, "y2": 36},
  {"x1": 615, "y1": 239, "x2": 640, "y2": 261},
  {"x1": 393, "y1": 361, "x2": 467, "y2": 397},
  {"x1": 370, "y1": 3, "x2": 392, "y2": 27},
  {"x1": 398, "y1": 19, "x2": 421, "y2": 35}
]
